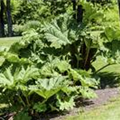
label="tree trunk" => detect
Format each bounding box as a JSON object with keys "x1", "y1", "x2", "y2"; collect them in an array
[
  {"x1": 0, "y1": 0, "x2": 5, "y2": 37},
  {"x1": 118, "y1": 0, "x2": 120, "y2": 19},
  {"x1": 72, "y1": 0, "x2": 76, "y2": 19},
  {"x1": 70, "y1": 0, "x2": 85, "y2": 69},
  {"x1": 6, "y1": 0, "x2": 12, "y2": 37},
  {"x1": 77, "y1": 5, "x2": 84, "y2": 23}
]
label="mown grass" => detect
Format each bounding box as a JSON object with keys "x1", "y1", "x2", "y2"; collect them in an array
[
  {"x1": 0, "y1": 37, "x2": 20, "y2": 46},
  {"x1": 66, "y1": 96, "x2": 120, "y2": 120}
]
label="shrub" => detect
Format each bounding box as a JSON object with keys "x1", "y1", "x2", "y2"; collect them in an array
[
  {"x1": 4, "y1": 24, "x2": 24, "y2": 36},
  {"x1": 23, "y1": 20, "x2": 41, "y2": 32},
  {"x1": 0, "y1": 18, "x2": 99, "y2": 119},
  {"x1": 1, "y1": 0, "x2": 118, "y2": 119},
  {"x1": 13, "y1": 24, "x2": 24, "y2": 36}
]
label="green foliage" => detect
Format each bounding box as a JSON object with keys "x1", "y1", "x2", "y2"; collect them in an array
[
  {"x1": 0, "y1": 1, "x2": 103, "y2": 116},
  {"x1": 0, "y1": 49, "x2": 99, "y2": 116},
  {"x1": 1, "y1": 0, "x2": 119, "y2": 118},
  {"x1": 0, "y1": 15, "x2": 100, "y2": 120},
  {"x1": 45, "y1": 20, "x2": 71, "y2": 49},
  {"x1": 29, "y1": 76, "x2": 68, "y2": 99},
  {"x1": 56, "y1": 95, "x2": 75, "y2": 111},
  {"x1": 91, "y1": 0, "x2": 120, "y2": 66},
  {"x1": 23, "y1": 20, "x2": 41, "y2": 32},
  {"x1": 13, "y1": 24, "x2": 24, "y2": 36},
  {"x1": 99, "y1": 26, "x2": 120, "y2": 64},
  {"x1": 33, "y1": 102, "x2": 47, "y2": 113},
  {"x1": 42, "y1": 3, "x2": 104, "y2": 70},
  {"x1": 14, "y1": 111, "x2": 31, "y2": 120},
  {"x1": 11, "y1": 0, "x2": 70, "y2": 24}
]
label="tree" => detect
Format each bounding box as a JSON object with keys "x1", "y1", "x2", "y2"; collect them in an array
[
  {"x1": 6, "y1": 0, "x2": 12, "y2": 36},
  {"x1": 0, "y1": 0, "x2": 5, "y2": 37}
]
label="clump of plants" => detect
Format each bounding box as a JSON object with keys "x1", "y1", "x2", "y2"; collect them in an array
[
  {"x1": 0, "y1": 0, "x2": 119, "y2": 119},
  {"x1": 0, "y1": 26, "x2": 98, "y2": 120}
]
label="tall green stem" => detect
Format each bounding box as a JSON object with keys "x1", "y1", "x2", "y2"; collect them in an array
[
  {"x1": 84, "y1": 48, "x2": 90, "y2": 69},
  {"x1": 93, "y1": 63, "x2": 114, "y2": 74},
  {"x1": 18, "y1": 95, "x2": 26, "y2": 107}
]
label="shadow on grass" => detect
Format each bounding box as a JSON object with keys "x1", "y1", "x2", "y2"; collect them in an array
[{"x1": 96, "y1": 72, "x2": 120, "y2": 89}]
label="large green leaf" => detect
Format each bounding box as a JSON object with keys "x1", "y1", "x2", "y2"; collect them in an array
[
  {"x1": 80, "y1": 0, "x2": 103, "y2": 24},
  {"x1": 0, "y1": 66, "x2": 14, "y2": 87},
  {"x1": 56, "y1": 95, "x2": 75, "y2": 111},
  {"x1": 29, "y1": 76, "x2": 67, "y2": 99},
  {"x1": 14, "y1": 66, "x2": 39, "y2": 84},
  {"x1": 101, "y1": 40, "x2": 120, "y2": 64},
  {"x1": 55, "y1": 60, "x2": 71, "y2": 73},
  {"x1": 104, "y1": 27, "x2": 120, "y2": 41},
  {"x1": 69, "y1": 69, "x2": 98, "y2": 88},
  {"x1": 1, "y1": 51, "x2": 32, "y2": 65},
  {"x1": 45, "y1": 20, "x2": 70, "y2": 48},
  {"x1": 0, "y1": 66, "x2": 39, "y2": 88}
]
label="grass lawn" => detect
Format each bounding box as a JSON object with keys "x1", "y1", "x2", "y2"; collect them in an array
[{"x1": 0, "y1": 37, "x2": 20, "y2": 46}]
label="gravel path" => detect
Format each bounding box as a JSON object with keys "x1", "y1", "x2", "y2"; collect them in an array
[{"x1": 84, "y1": 88, "x2": 120, "y2": 110}]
